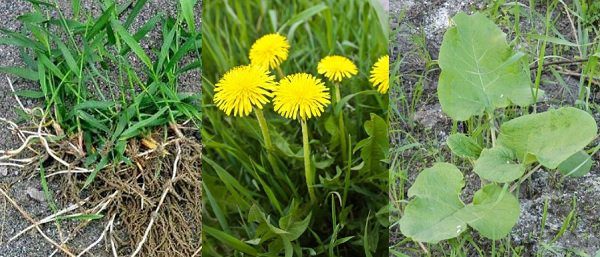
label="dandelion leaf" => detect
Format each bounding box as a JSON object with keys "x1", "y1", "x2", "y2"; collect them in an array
[{"x1": 356, "y1": 114, "x2": 389, "y2": 174}]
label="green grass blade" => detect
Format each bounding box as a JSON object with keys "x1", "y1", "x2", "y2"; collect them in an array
[
  {"x1": 0, "y1": 67, "x2": 39, "y2": 81},
  {"x1": 204, "y1": 226, "x2": 258, "y2": 255},
  {"x1": 111, "y1": 20, "x2": 154, "y2": 73}
]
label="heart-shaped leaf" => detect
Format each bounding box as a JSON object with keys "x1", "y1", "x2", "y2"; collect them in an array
[
  {"x1": 557, "y1": 150, "x2": 593, "y2": 177},
  {"x1": 473, "y1": 146, "x2": 525, "y2": 182},
  {"x1": 437, "y1": 12, "x2": 537, "y2": 121},
  {"x1": 447, "y1": 133, "x2": 482, "y2": 159},
  {"x1": 456, "y1": 184, "x2": 520, "y2": 240},
  {"x1": 497, "y1": 107, "x2": 597, "y2": 169},
  {"x1": 399, "y1": 163, "x2": 467, "y2": 243}
]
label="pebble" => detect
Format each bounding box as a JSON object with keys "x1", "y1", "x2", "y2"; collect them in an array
[{"x1": 25, "y1": 187, "x2": 45, "y2": 202}]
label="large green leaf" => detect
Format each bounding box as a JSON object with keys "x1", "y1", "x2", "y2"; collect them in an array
[
  {"x1": 456, "y1": 184, "x2": 520, "y2": 240},
  {"x1": 400, "y1": 163, "x2": 522, "y2": 243},
  {"x1": 473, "y1": 146, "x2": 525, "y2": 183},
  {"x1": 497, "y1": 107, "x2": 597, "y2": 169},
  {"x1": 437, "y1": 12, "x2": 537, "y2": 120},
  {"x1": 399, "y1": 163, "x2": 467, "y2": 243}
]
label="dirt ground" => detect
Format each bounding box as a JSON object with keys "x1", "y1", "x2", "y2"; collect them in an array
[
  {"x1": 391, "y1": 0, "x2": 600, "y2": 255},
  {"x1": 0, "y1": 1, "x2": 201, "y2": 256}
]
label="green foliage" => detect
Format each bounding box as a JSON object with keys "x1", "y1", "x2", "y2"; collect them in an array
[
  {"x1": 401, "y1": 12, "x2": 599, "y2": 244},
  {"x1": 355, "y1": 114, "x2": 389, "y2": 174},
  {"x1": 399, "y1": 163, "x2": 466, "y2": 243},
  {"x1": 474, "y1": 146, "x2": 525, "y2": 183},
  {"x1": 497, "y1": 107, "x2": 597, "y2": 169},
  {"x1": 399, "y1": 163, "x2": 520, "y2": 243},
  {"x1": 0, "y1": 1, "x2": 201, "y2": 179},
  {"x1": 557, "y1": 151, "x2": 593, "y2": 177},
  {"x1": 447, "y1": 133, "x2": 482, "y2": 159},
  {"x1": 437, "y1": 12, "x2": 538, "y2": 121},
  {"x1": 202, "y1": 0, "x2": 388, "y2": 255}
]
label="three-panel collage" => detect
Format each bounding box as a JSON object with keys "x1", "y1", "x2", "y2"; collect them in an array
[{"x1": 0, "y1": 0, "x2": 598, "y2": 256}]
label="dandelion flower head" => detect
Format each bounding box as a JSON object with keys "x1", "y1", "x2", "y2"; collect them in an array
[
  {"x1": 249, "y1": 33, "x2": 290, "y2": 70},
  {"x1": 317, "y1": 55, "x2": 358, "y2": 82},
  {"x1": 272, "y1": 73, "x2": 330, "y2": 120},
  {"x1": 213, "y1": 65, "x2": 276, "y2": 117},
  {"x1": 370, "y1": 55, "x2": 389, "y2": 94}
]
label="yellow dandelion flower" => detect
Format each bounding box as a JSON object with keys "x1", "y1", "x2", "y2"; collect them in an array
[
  {"x1": 213, "y1": 65, "x2": 276, "y2": 117},
  {"x1": 273, "y1": 73, "x2": 330, "y2": 120},
  {"x1": 370, "y1": 55, "x2": 389, "y2": 94},
  {"x1": 317, "y1": 55, "x2": 358, "y2": 82},
  {"x1": 249, "y1": 33, "x2": 290, "y2": 70}
]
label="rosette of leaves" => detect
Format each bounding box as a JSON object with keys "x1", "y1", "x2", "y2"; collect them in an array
[{"x1": 401, "y1": 12, "x2": 599, "y2": 244}]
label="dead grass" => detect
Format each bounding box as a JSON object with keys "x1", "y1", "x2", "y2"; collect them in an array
[{"x1": 0, "y1": 80, "x2": 201, "y2": 256}]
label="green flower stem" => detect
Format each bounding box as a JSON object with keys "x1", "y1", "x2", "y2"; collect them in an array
[
  {"x1": 255, "y1": 108, "x2": 273, "y2": 150},
  {"x1": 301, "y1": 119, "x2": 316, "y2": 204},
  {"x1": 276, "y1": 66, "x2": 285, "y2": 79},
  {"x1": 255, "y1": 108, "x2": 298, "y2": 205},
  {"x1": 334, "y1": 84, "x2": 348, "y2": 163},
  {"x1": 335, "y1": 83, "x2": 351, "y2": 206}
]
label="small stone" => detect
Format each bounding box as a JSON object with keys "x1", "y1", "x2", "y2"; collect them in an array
[
  {"x1": 0, "y1": 166, "x2": 8, "y2": 177},
  {"x1": 26, "y1": 187, "x2": 46, "y2": 202}
]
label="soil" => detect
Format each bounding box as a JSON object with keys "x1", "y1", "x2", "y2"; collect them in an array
[
  {"x1": 0, "y1": 1, "x2": 201, "y2": 256},
  {"x1": 390, "y1": 0, "x2": 600, "y2": 256}
]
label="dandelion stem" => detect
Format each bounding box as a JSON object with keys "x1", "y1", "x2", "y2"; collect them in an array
[
  {"x1": 255, "y1": 108, "x2": 294, "y2": 212},
  {"x1": 301, "y1": 120, "x2": 316, "y2": 204},
  {"x1": 255, "y1": 108, "x2": 273, "y2": 150},
  {"x1": 276, "y1": 66, "x2": 285, "y2": 79},
  {"x1": 334, "y1": 84, "x2": 348, "y2": 163},
  {"x1": 335, "y1": 83, "x2": 350, "y2": 206}
]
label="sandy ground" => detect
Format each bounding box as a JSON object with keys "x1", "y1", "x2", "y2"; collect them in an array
[
  {"x1": 0, "y1": 1, "x2": 200, "y2": 256},
  {"x1": 391, "y1": 0, "x2": 600, "y2": 255}
]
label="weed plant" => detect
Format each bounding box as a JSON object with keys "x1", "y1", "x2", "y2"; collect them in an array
[
  {"x1": 390, "y1": 1, "x2": 600, "y2": 256},
  {"x1": 0, "y1": 0, "x2": 202, "y2": 255},
  {"x1": 0, "y1": 0, "x2": 201, "y2": 185},
  {"x1": 202, "y1": 0, "x2": 389, "y2": 256}
]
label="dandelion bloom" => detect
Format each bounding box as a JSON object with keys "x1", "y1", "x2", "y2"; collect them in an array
[
  {"x1": 317, "y1": 55, "x2": 358, "y2": 82},
  {"x1": 213, "y1": 65, "x2": 276, "y2": 117},
  {"x1": 249, "y1": 34, "x2": 290, "y2": 70},
  {"x1": 273, "y1": 73, "x2": 330, "y2": 120},
  {"x1": 370, "y1": 55, "x2": 389, "y2": 94}
]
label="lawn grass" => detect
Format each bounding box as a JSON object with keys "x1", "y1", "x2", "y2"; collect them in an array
[
  {"x1": 390, "y1": 0, "x2": 600, "y2": 256},
  {"x1": 201, "y1": 0, "x2": 388, "y2": 256}
]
